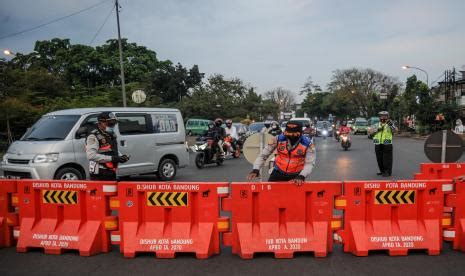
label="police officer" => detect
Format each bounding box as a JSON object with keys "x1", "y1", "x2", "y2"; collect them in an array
[
  {"x1": 247, "y1": 121, "x2": 316, "y2": 186},
  {"x1": 86, "y1": 112, "x2": 129, "y2": 180},
  {"x1": 373, "y1": 111, "x2": 396, "y2": 177}
]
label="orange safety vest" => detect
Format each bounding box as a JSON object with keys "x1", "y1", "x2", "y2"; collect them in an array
[{"x1": 274, "y1": 135, "x2": 310, "y2": 174}]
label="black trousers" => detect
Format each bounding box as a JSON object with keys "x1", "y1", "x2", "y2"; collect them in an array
[
  {"x1": 90, "y1": 170, "x2": 116, "y2": 181},
  {"x1": 375, "y1": 144, "x2": 393, "y2": 175},
  {"x1": 268, "y1": 169, "x2": 298, "y2": 182}
]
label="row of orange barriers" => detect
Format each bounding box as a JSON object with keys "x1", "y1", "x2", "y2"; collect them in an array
[{"x1": 1, "y1": 163, "x2": 465, "y2": 259}]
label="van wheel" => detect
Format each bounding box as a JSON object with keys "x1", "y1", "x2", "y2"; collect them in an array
[
  {"x1": 157, "y1": 159, "x2": 177, "y2": 181},
  {"x1": 55, "y1": 167, "x2": 84, "y2": 180}
]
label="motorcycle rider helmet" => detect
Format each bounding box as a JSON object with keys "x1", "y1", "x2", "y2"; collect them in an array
[
  {"x1": 264, "y1": 120, "x2": 273, "y2": 129},
  {"x1": 225, "y1": 119, "x2": 233, "y2": 128},
  {"x1": 270, "y1": 121, "x2": 279, "y2": 129},
  {"x1": 214, "y1": 118, "x2": 223, "y2": 127}
]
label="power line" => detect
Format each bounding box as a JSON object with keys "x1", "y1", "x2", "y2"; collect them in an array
[
  {"x1": 89, "y1": 5, "x2": 115, "y2": 45},
  {"x1": 0, "y1": 0, "x2": 111, "y2": 41}
]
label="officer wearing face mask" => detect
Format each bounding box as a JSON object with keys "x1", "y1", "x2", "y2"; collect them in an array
[
  {"x1": 247, "y1": 121, "x2": 316, "y2": 186},
  {"x1": 86, "y1": 112, "x2": 129, "y2": 180},
  {"x1": 373, "y1": 111, "x2": 396, "y2": 177}
]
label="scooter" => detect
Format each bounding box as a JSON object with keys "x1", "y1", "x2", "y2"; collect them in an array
[
  {"x1": 194, "y1": 137, "x2": 224, "y2": 168},
  {"x1": 335, "y1": 130, "x2": 340, "y2": 141},
  {"x1": 340, "y1": 133, "x2": 351, "y2": 151},
  {"x1": 321, "y1": 129, "x2": 328, "y2": 140}
]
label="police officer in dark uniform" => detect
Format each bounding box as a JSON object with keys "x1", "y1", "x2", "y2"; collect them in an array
[{"x1": 86, "y1": 112, "x2": 129, "y2": 180}]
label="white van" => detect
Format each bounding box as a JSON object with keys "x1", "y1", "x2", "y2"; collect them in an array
[{"x1": 0, "y1": 108, "x2": 189, "y2": 181}]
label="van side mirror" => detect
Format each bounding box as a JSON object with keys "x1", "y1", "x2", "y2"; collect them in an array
[{"x1": 75, "y1": 127, "x2": 88, "y2": 139}]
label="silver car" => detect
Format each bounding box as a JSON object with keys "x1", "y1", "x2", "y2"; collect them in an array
[{"x1": 0, "y1": 108, "x2": 189, "y2": 181}]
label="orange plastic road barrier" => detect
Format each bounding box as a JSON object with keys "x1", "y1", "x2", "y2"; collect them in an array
[
  {"x1": 336, "y1": 180, "x2": 452, "y2": 256},
  {"x1": 14, "y1": 180, "x2": 117, "y2": 256},
  {"x1": 444, "y1": 178, "x2": 465, "y2": 251},
  {"x1": 0, "y1": 179, "x2": 18, "y2": 248},
  {"x1": 414, "y1": 163, "x2": 465, "y2": 181},
  {"x1": 222, "y1": 182, "x2": 342, "y2": 259},
  {"x1": 110, "y1": 182, "x2": 229, "y2": 259}
]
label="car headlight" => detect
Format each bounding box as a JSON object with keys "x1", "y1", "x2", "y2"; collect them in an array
[
  {"x1": 199, "y1": 144, "x2": 207, "y2": 150},
  {"x1": 33, "y1": 153, "x2": 59, "y2": 163},
  {"x1": 1, "y1": 154, "x2": 8, "y2": 165}
]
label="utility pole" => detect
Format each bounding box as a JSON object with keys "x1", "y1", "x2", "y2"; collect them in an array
[{"x1": 115, "y1": 0, "x2": 126, "y2": 107}]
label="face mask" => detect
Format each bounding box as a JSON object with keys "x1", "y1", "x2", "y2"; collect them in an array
[
  {"x1": 106, "y1": 126, "x2": 115, "y2": 134},
  {"x1": 288, "y1": 136, "x2": 300, "y2": 144},
  {"x1": 215, "y1": 122, "x2": 221, "y2": 127}
]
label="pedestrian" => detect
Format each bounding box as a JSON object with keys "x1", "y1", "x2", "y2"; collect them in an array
[
  {"x1": 247, "y1": 121, "x2": 316, "y2": 186},
  {"x1": 86, "y1": 112, "x2": 129, "y2": 181},
  {"x1": 454, "y1": 119, "x2": 464, "y2": 134},
  {"x1": 373, "y1": 111, "x2": 396, "y2": 177}
]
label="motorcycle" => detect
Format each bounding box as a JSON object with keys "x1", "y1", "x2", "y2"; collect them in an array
[
  {"x1": 340, "y1": 133, "x2": 351, "y2": 151},
  {"x1": 223, "y1": 136, "x2": 241, "y2": 158},
  {"x1": 321, "y1": 129, "x2": 328, "y2": 139},
  {"x1": 194, "y1": 137, "x2": 224, "y2": 168},
  {"x1": 335, "y1": 130, "x2": 340, "y2": 141}
]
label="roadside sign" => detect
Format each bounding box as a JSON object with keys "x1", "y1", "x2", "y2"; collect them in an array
[
  {"x1": 132, "y1": 89, "x2": 146, "y2": 104},
  {"x1": 424, "y1": 130, "x2": 463, "y2": 163}
]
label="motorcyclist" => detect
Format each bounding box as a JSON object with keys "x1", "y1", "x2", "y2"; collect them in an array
[
  {"x1": 213, "y1": 118, "x2": 226, "y2": 155},
  {"x1": 247, "y1": 121, "x2": 316, "y2": 186},
  {"x1": 338, "y1": 121, "x2": 351, "y2": 135},
  {"x1": 224, "y1": 119, "x2": 238, "y2": 153},
  {"x1": 303, "y1": 122, "x2": 314, "y2": 137},
  {"x1": 268, "y1": 121, "x2": 282, "y2": 136},
  {"x1": 86, "y1": 112, "x2": 129, "y2": 180}
]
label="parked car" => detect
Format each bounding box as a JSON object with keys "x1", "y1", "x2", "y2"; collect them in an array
[
  {"x1": 367, "y1": 117, "x2": 380, "y2": 139},
  {"x1": 0, "y1": 108, "x2": 189, "y2": 181},
  {"x1": 353, "y1": 118, "x2": 368, "y2": 135},
  {"x1": 185, "y1": 118, "x2": 212, "y2": 136}
]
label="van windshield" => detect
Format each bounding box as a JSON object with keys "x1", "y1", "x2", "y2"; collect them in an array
[{"x1": 22, "y1": 115, "x2": 80, "y2": 141}]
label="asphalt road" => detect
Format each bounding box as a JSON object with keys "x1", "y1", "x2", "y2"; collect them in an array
[{"x1": 1, "y1": 135, "x2": 464, "y2": 276}]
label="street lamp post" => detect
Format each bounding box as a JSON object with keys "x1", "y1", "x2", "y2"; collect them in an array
[
  {"x1": 402, "y1": 65, "x2": 429, "y2": 87},
  {"x1": 3, "y1": 49, "x2": 39, "y2": 71}
]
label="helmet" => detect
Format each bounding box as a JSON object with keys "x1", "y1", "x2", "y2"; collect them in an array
[
  {"x1": 214, "y1": 118, "x2": 223, "y2": 126},
  {"x1": 98, "y1": 112, "x2": 117, "y2": 126},
  {"x1": 270, "y1": 121, "x2": 279, "y2": 129},
  {"x1": 378, "y1": 111, "x2": 389, "y2": 118},
  {"x1": 284, "y1": 121, "x2": 303, "y2": 138}
]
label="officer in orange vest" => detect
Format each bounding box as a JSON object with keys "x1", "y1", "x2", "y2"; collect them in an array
[
  {"x1": 86, "y1": 112, "x2": 129, "y2": 180},
  {"x1": 247, "y1": 121, "x2": 316, "y2": 186}
]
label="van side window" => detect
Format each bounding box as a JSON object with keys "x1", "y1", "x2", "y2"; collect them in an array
[
  {"x1": 152, "y1": 114, "x2": 178, "y2": 133},
  {"x1": 117, "y1": 114, "x2": 152, "y2": 135}
]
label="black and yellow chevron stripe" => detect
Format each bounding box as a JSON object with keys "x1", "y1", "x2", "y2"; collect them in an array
[
  {"x1": 42, "y1": 190, "x2": 78, "y2": 204},
  {"x1": 147, "y1": 192, "x2": 188, "y2": 207},
  {"x1": 374, "y1": 190, "x2": 415, "y2": 205}
]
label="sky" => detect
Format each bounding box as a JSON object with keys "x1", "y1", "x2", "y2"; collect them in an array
[{"x1": 1, "y1": 0, "x2": 464, "y2": 101}]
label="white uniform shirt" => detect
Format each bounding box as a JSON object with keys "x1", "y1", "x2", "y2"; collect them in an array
[{"x1": 225, "y1": 126, "x2": 238, "y2": 140}]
